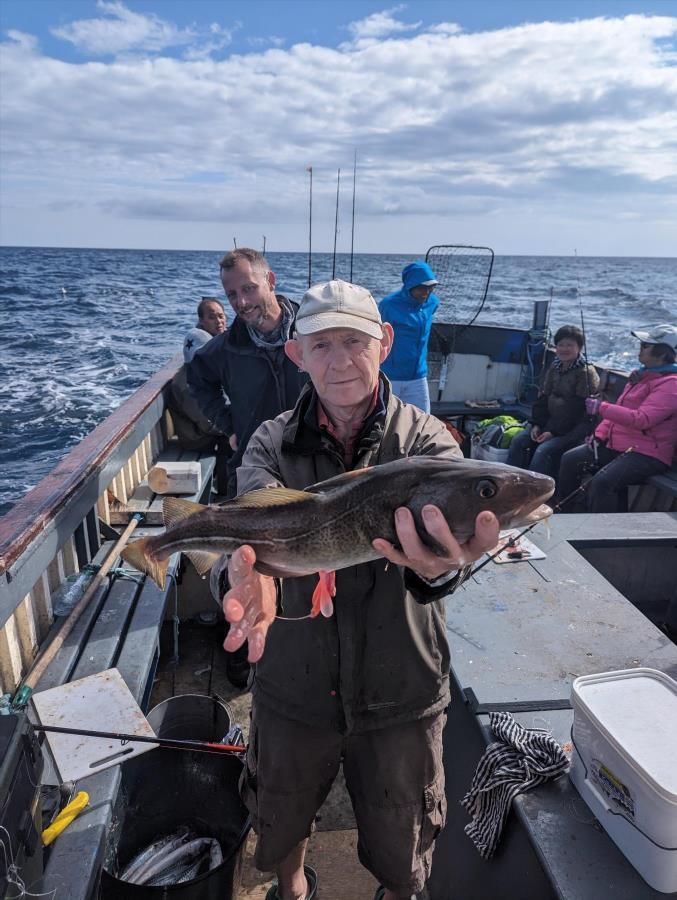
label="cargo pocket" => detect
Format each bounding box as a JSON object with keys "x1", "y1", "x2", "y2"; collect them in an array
[{"x1": 419, "y1": 777, "x2": 447, "y2": 855}]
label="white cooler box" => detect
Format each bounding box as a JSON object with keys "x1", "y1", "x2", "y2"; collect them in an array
[{"x1": 570, "y1": 668, "x2": 677, "y2": 894}]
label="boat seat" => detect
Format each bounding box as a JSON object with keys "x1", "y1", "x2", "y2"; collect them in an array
[
  {"x1": 36, "y1": 444, "x2": 217, "y2": 900},
  {"x1": 628, "y1": 465, "x2": 677, "y2": 512}
]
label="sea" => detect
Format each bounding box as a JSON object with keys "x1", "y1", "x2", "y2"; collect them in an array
[{"x1": 1, "y1": 246, "x2": 676, "y2": 517}]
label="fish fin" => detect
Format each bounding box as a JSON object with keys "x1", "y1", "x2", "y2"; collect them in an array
[
  {"x1": 229, "y1": 487, "x2": 315, "y2": 508},
  {"x1": 305, "y1": 467, "x2": 374, "y2": 494},
  {"x1": 310, "y1": 570, "x2": 336, "y2": 619},
  {"x1": 162, "y1": 497, "x2": 208, "y2": 527},
  {"x1": 184, "y1": 549, "x2": 222, "y2": 577},
  {"x1": 121, "y1": 538, "x2": 169, "y2": 589}
]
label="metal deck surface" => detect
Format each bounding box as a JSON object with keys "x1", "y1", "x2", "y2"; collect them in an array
[{"x1": 431, "y1": 512, "x2": 677, "y2": 900}]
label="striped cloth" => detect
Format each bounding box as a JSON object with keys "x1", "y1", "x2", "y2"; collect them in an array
[{"x1": 461, "y1": 711, "x2": 569, "y2": 859}]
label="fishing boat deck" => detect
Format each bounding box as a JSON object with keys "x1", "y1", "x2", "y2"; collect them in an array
[
  {"x1": 431, "y1": 511, "x2": 677, "y2": 900},
  {"x1": 149, "y1": 513, "x2": 677, "y2": 900}
]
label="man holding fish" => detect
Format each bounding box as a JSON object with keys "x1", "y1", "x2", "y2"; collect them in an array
[
  {"x1": 213, "y1": 281, "x2": 551, "y2": 900},
  {"x1": 124, "y1": 280, "x2": 554, "y2": 899}
]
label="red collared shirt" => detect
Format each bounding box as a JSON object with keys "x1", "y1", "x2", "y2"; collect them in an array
[{"x1": 317, "y1": 386, "x2": 379, "y2": 464}]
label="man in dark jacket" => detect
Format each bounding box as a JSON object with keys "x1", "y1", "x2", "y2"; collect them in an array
[
  {"x1": 213, "y1": 280, "x2": 500, "y2": 900},
  {"x1": 187, "y1": 249, "x2": 307, "y2": 687},
  {"x1": 187, "y1": 249, "x2": 308, "y2": 497}
]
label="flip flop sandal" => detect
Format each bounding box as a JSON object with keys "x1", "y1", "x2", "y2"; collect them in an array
[{"x1": 264, "y1": 864, "x2": 318, "y2": 900}]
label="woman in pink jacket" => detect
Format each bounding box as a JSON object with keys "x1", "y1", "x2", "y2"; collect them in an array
[{"x1": 558, "y1": 323, "x2": 677, "y2": 513}]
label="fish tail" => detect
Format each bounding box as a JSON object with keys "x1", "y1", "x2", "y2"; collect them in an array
[{"x1": 121, "y1": 537, "x2": 169, "y2": 589}]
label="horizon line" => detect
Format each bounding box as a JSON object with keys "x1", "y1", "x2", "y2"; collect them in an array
[{"x1": 1, "y1": 244, "x2": 676, "y2": 260}]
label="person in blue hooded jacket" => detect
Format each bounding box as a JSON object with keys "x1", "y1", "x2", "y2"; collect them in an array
[{"x1": 378, "y1": 261, "x2": 439, "y2": 413}]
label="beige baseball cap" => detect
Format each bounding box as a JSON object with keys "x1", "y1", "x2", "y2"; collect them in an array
[{"x1": 295, "y1": 280, "x2": 383, "y2": 339}]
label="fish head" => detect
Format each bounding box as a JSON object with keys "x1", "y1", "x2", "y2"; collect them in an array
[{"x1": 412, "y1": 457, "x2": 555, "y2": 542}]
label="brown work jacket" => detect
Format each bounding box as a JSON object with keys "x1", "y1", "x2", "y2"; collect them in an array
[{"x1": 214, "y1": 379, "x2": 465, "y2": 734}]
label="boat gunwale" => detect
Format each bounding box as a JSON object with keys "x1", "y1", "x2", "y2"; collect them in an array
[{"x1": 0, "y1": 354, "x2": 182, "y2": 576}]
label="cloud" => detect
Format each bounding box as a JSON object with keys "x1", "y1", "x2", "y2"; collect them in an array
[
  {"x1": 1, "y1": 12, "x2": 677, "y2": 253},
  {"x1": 347, "y1": 5, "x2": 422, "y2": 41},
  {"x1": 50, "y1": 0, "x2": 235, "y2": 57}
]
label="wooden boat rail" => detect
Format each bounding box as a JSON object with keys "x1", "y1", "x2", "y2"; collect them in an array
[{"x1": 0, "y1": 354, "x2": 183, "y2": 693}]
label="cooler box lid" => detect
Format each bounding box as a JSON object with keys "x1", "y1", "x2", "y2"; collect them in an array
[{"x1": 572, "y1": 668, "x2": 677, "y2": 802}]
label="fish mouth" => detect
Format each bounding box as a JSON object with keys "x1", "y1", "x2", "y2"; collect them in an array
[{"x1": 519, "y1": 503, "x2": 553, "y2": 526}]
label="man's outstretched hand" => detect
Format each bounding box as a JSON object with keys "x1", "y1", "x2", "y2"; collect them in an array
[{"x1": 222, "y1": 545, "x2": 277, "y2": 662}]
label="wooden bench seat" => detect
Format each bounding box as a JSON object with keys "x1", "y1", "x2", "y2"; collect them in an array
[
  {"x1": 36, "y1": 444, "x2": 217, "y2": 899},
  {"x1": 629, "y1": 466, "x2": 677, "y2": 512}
]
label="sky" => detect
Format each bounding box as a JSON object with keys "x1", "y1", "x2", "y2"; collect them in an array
[{"x1": 1, "y1": 1, "x2": 676, "y2": 255}]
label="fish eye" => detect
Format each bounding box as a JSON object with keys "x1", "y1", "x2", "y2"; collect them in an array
[{"x1": 476, "y1": 479, "x2": 497, "y2": 499}]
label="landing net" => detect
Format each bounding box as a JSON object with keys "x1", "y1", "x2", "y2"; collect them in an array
[{"x1": 425, "y1": 245, "x2": 495, "y2": 334}]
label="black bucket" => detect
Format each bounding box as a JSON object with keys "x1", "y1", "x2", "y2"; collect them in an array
[{"x1": 100, "y1": 695, "x2": 250, "y2": 900}]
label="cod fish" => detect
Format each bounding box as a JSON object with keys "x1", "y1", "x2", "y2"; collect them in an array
[{"x1": 122, "y1": 456, "x2": 554, "y2": 617}]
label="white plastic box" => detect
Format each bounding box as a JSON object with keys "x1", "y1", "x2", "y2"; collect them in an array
[{"x1": 570, "y1": 668, "x2": 677, "y2": 893}]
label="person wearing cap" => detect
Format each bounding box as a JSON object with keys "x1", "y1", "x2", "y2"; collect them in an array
[
  {"x1": 558, "y1": 323, "x2": 677, "y2": 513},
  {"x1": 378, "y1": 261, "x2": 440, "y2": 413},
  {"x1": 168, "y1": 297, "x2": 230, "y2": 493},
  {"x1": 210, "y1": 279, "x2": 500, "y2": 900}
]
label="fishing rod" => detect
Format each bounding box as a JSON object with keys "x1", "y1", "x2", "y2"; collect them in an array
[
  {"x1": 349, "y1": 150, "x2": 357, "y2": 283},
  {"x1": 574, "y1": 249, "x2": 599, "y2": 466},
  {"x1": 332, "y1": 168, "x2": 341, "y2": 280},
  {"x1": 307, "y1": 165, "x2": 313, "y2": 287},
  {"x1": 33, "y1": 723, "x2": 246, "y2": 756},
  {"x1": 262, "y1": 235, "x2": 266, "y2": 255},
  {"x1": 469, "y1": 448, "x2": 634, "y2": 578}
]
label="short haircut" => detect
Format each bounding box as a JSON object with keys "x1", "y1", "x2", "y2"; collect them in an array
[
  {"x1": 648, "y1": 342, "x2": 676, "y2": 365},
  {"x1": 553, "y1": 325, "x2": 585, "y2": 349},
  {"x1": 219, "y1": 248, "x2": 269, "y2": 276},
  {"x1": 197, "y1": 297, "x2": 225, "y2": 320}
]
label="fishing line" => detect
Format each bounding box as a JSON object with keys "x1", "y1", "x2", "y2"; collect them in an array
[
  {"x1": 0, "y1": 825, "x2": 58, "y2": 900},
  {"x1": 574, "y1": 249, "x2": 599, "y2": 465}
]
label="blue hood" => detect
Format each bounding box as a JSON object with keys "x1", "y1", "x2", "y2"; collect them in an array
[{"x1": 402, "y1": 260, "x2": 438, "y2": 294}]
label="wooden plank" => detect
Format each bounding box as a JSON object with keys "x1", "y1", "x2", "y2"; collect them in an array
[
  {"x1": 46, "y1": 553, "x2": 66, "y2": 594},
  {"x1": 132, "y1": 444, "x2": 144, "y2": 488},
  {"x1": 61, "y1": 535, "x2": 80, "y2": 576},
  {"x1": 69, "y1": 577, "x2": 141, "y2": 681},
  {"x1": 30, "y1": 570, "x2": 54, "y2": 640},
  {"x1": 115, "y1": 553, "x2": 180, "y2": 707},
  {"x1": 14, "y1": 594, "x2": 39, "y2": 667},
  {"x1": 97, "y1": 490, "x2": 111, "y2": 527},
  {"x1": 0, "y1": 615, "x2": 24, "y2": 691},
  {"x1": 86, "y1": 506, "x2": 101, "y2": 556},
  {"x1": 112, "y1": 473, "x2": 127, "y2": 505}
]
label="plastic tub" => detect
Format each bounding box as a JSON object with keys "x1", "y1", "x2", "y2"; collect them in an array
[
  {"x1": 570, "y1": 668, "x2": 677, "y2": 893},
  {"x1": 101, "y1": 695, "x2": 249, "y2": 899}
]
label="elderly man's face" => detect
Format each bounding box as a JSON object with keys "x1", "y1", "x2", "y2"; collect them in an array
[
  {"x1": 199, "y1": 301, "x2": 227, "y2": 336},
  {"x1": 221, "y1": 259, "x2": 278, "y2": 330},
  {"x1": 286, "y1": 326, "x2": 393, "y2": 409}
]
